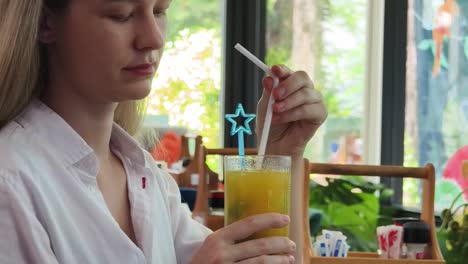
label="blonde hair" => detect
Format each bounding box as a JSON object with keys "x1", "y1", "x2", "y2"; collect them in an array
[
  {"x1": 0, "y1": 0, "x2": 42, "y2": 129},
  {"x1": 114, "y1": 101, "x2": 147, "y2": 136},
  {"x1": 0, "y1": 0, "x2": 146, "y2": 135}
]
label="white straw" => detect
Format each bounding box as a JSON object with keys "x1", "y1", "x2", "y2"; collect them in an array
[
  {"x1": 234, "y1": 43, "x2": 277, "y2": 156},
  {"x1": 234, "y1": 44, "x2": 270, "y2": 74}
]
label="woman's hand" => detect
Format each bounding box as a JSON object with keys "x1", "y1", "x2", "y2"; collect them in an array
[
  {"x1": 191, "y1": 213, "x2": 296, "y2": 264},
  {"x1": 256, "y1": 65, "x2": 327, "y2": 158}
]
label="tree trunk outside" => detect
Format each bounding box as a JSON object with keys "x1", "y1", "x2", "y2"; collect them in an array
[
  {"x1": 406, "y1": 0, "x2": 419, "y2": 159},
  {"x1": 292, "y1": 0, "x2": 320, "y2": 79}
]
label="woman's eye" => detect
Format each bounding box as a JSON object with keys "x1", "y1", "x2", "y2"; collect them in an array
[
  {"x1": 153, "y1": 9, "x2": 167, "y2": 18},
  {"x1": 110, "y1": 13, "x2": 134, "y2": 22}
]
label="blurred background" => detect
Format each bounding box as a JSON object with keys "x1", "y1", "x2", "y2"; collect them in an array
[{"x1": 142, "y1": 0, "x2": 468, "y2": 259}]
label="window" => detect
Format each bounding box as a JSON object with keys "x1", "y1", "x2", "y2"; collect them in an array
[
  {"x1": 404, "y1": 0, "x2": 468, "y2": 212},
  {"x1": 146, "y1": 0, "x2": 223, "y2": 153},
  {"x1": 266, "y1": 0, "x2": 369, "y2": 164},
  {"x1": 265, "y1": 0, "x2": 391, "y2": 252}
]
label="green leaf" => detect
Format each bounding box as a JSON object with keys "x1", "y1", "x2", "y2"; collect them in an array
[
  {"x1": 380, "y1": 188, "x2": 395, "y2": 199},
  {"x1": 440, "y1": 52, "x2": 449, "y2": 69},
  {"x1": 418, "y1": 39, "x2": 434, "y2": 50},
  {"x1": 429, "y1": 42, "x2": 449, "y2": 70},
  {"x1": 435, "y1": 180, "x2": 464, "y2": 211},
  {"x1": 309, "y1": 177, "x2": 381, "y2": 251},
  {"x1": 465, "y1": 37, "x2": 468, "y2": 60},
  {"x1": 437, "y1": 228, "x2": 468, "y2": 263}
]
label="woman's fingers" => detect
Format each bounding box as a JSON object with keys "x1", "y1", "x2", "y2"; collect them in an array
[
  {"x1": 229, "y1": 236, "x2": 296, "y2": 261},
  {"x1": 262, "y1": 76, "x2": 275, "y2": 93},
  {"x1": 262, "y1": 68, "x2": 314, "y2": 116},
  {"x1": 272, "y1": 99, "x2": 327, "y2": 125},
  {"x1": 200, "y1": 213, "x2": 292, "y2": 263},
  {"x1": 263, "y1": 65, "x2": 293, "y2": 94},
  {"x1": 273, "y1": 70, "x2": 314, "y2": 100},
  {"x1": 271, "y1": 64, "x2": 294, "y2": 80},
  {"x1": 237, "y1": 254, "x2": 295, "y2": 264},
  {"x1": 216, "y1": 213, "x2": 290, "y2": 244},
  {"x1": 273, "y1": 87, "x2": 322, "y2": 113}
]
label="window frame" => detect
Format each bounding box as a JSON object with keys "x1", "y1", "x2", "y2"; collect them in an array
[
  {"x1": 222, "y1": 0, "x2": 266, "y2": 149},
  {"x1": 379, "y1": 0, "x2": 408, "y2": 206},
  {"x1": 363, "y1": 0, "x2": 385, "y2": 166}
]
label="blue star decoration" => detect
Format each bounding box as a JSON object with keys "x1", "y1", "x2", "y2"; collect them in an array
[
  {"x1": 225, "y1": 103, "x2": 256, "y2": 136},
  {"x1": 225, "y1": 103, "x2": 256, "y2": 155}
]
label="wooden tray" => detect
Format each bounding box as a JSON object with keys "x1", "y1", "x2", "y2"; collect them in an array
[{"x1": 304, "y1": 162, "x2": 445, "y2": 264}]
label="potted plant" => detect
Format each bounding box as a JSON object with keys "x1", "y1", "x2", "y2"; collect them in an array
[{"x1": 437, "y1": 187, "x2": 468, "y2": 264}]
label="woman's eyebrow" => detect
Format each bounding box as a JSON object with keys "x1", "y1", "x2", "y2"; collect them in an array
[{"x1": 106, "y1": 0, "x2": 171, "y2": 4}]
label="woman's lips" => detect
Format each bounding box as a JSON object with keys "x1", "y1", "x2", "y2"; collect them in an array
[{"x1": 123, "y1": 64, "x2": 155, "y2": 76}]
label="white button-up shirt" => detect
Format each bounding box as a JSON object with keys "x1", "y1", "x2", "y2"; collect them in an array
[{"x1": 0, "y1": 100, "x2": 211, "y2": 264}]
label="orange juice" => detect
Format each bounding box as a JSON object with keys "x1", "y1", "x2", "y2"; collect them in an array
[{"x1": 224, "y1": 169, "x2": 290, "y2": 239}]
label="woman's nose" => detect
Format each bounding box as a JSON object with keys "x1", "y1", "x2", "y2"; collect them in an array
[{"x1": 134, "y1": 15, "x2": 165, "y2": 51}]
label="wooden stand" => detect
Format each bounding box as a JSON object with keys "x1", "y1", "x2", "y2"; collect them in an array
[{"x1": 304, "y1": 162, "x2": 445, "y2": 264}]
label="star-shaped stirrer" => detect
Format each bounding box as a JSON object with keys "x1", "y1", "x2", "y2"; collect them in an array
[{"x1": 225, "y1": 103, "x2": 256, "y2": 156}]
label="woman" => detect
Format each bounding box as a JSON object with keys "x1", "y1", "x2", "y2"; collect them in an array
[{"x1": 0, "y1": 0, "x2": 327, "y2": 263}]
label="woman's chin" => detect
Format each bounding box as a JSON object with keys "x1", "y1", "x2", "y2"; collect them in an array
[{"x1": 122, "y1": 83, "x2": 153, "y2": 100}]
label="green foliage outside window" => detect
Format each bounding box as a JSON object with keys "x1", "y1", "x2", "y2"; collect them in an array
[{"x1": 148, "y1": 0, "x2": 222, "y2": 155}]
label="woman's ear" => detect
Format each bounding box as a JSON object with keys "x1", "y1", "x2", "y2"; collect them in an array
[{"x1": 39, "y1": 9, "x2": 57, "y2": 44}]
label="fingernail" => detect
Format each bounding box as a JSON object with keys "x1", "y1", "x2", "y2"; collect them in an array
[
  {"x1": 290, "y1": 241, "x2": 296, "y2": 251},
  {"x1": 288, "y1": 255, "x2": 295, "y2": 263},
  {"x1": 282, "y1": 215, "x2": 290, "y2": 223}
]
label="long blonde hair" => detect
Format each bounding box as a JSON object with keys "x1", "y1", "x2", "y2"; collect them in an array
[{"x1": 0, "y1": 0, "x2": 146, "y2": 135}]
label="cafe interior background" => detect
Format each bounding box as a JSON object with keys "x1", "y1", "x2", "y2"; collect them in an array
[{"x1": 137, "y1": 0, "x2": 468, "y2": 262}]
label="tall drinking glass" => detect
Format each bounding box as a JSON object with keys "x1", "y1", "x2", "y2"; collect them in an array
[{"x1": 224, "y1": 155, "x2": 291, "y2": 240}]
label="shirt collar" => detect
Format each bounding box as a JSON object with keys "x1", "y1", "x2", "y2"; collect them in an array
[
  {"x1": 110, "y1": 122, "x2": 146, "y2": 168},
  {"x1": 16, "y1": 99, "x2": 146, "y2": 176}
]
